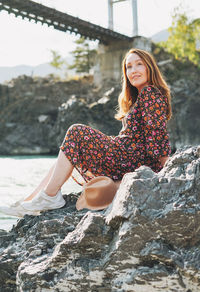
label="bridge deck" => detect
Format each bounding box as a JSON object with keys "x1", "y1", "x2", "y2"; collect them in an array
[{"x1": 0, "y1": 0, "x2": 132, "y2": 44}]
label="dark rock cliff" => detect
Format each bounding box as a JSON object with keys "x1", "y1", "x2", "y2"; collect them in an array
[
  {"x1": 0, "y1": 46, "x2": 200, "y2": 155},
  {"x1": 0, "y1": 145, "x2": 200, "y2": 291}
]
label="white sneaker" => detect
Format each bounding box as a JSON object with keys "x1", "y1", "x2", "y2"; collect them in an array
[
  {"x1": 21, "y1": 189, "x2": 66, "y2": 212},
  {"x1": 0, "y1": 199, "x2": 40, "y2": 217}
]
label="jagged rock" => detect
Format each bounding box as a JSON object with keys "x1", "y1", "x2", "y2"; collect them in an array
[
  {"x1": 0, "y1": 76, "x2": 121, "y2": 155},
  {"x1": 0, "y1": 145, "x2": 200, "y2": 291}
]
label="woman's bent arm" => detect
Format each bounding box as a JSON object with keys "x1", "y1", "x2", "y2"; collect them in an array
[{"x1": 138, "y1": 86, "x2": 171, "y2": 160}]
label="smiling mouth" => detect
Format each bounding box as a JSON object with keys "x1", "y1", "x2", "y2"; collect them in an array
[{"x1": 133, "y1": 75, "x2": 141, "y2": 79}]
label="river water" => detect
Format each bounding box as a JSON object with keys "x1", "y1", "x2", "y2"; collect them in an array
[{"x1": 0, "y1": 156, "x2": 81, "y2": 231}]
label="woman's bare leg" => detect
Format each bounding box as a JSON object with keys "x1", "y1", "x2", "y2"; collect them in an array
[
  {"x1": 44, "y1": 150, "x2": 73, "y2": 197},
  {"x1": 24, "y1": 163, "x2": 56, "y2": 201},
  {"x1": 24, "y1": 150, "x2": 73, "y2": 200}
]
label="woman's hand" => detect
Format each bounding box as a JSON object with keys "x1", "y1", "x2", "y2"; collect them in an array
[{"x1": 159, "y1": 156, "x2": 169, "y2": 167}]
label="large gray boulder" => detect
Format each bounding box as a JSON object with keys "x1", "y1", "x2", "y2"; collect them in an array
[{"x1": 0, "y1": 145, "x2": 200, "y2": 291}]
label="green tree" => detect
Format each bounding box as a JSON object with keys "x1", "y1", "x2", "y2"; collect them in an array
[
  {"x1": 68, "y1": 37, "x2": 97, "y2": 73},
  {"x1": 49, "y1": 50, "x2": 66, "y2": 70},
  {"x1": 160, "y1": 8, "x2": 200, "y2": 66}
]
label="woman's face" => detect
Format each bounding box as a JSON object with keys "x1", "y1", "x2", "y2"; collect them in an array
[{"x1": 125, "y1": 53, "x2": 149, "y2": 93}]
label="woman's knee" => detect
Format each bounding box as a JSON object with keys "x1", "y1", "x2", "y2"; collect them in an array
[
  {"x1": 69, "y1": 123, "x2": 84, "y2": 131},
  {"x1": 67, "y1": 124, "x2": 87, "y2": 135}
]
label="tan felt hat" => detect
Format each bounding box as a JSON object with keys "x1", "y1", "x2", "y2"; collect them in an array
[{"x1": 76, "y1": 176, "x2": 119, "y2": 211}]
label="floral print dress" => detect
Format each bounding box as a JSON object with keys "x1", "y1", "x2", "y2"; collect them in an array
[{"x1": 60, "y1": 85, "x2": 171, "y2": 184}]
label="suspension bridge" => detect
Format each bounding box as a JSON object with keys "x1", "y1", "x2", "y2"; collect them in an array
[{"x1": 0, "y1": 0, "x2": 134, "y2": 43}]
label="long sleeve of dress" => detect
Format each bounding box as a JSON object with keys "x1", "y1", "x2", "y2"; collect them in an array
[{"x1": 138, "y1": 86, "x2": 171, "y2": 160}]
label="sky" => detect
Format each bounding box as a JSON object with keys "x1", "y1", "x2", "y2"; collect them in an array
[{"x1": 0, "y1": 0, "x2": 200, "y2": 67}]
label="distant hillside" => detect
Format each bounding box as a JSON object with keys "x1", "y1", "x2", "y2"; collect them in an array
[
  {"x1": 151, "y1": 29, "x2": 169, "y2": 43},
  {"x1": 0, "y1": 56, "x2": 74, "y2": 84}
]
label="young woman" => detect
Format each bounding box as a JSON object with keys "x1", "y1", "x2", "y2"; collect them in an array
[{"x1": 0, "y1": 48, "x2": 172, "y2": 217}]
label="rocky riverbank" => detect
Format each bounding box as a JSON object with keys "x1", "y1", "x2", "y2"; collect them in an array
[
  {"x1": 0, "y1": 145, "x2": 200, "y2": 291},
  {"x1": 0, "y1": 45, "x2": 200, "y2": 155}
]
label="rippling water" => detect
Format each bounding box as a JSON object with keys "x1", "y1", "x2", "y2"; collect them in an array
[{"x1": 0, "y1": 156, "x2": 81, "y2": 231}]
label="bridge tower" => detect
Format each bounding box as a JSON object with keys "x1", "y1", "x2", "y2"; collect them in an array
[
  {"x1": 94, "y1": 0, "x2": 151, "y2": 85},
  {"x1": 108, "y1": 0, "x2": 138, "y2": 36}
]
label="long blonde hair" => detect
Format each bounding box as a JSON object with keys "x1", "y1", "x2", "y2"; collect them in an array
[{"x1": 115, "y1": 48, "x2": 172, "y2": 121}]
